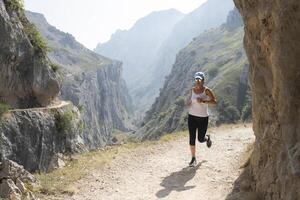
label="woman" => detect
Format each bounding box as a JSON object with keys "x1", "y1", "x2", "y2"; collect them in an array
[{"x1": 186, "y1": 71, "x2": 217, "y2": 167}]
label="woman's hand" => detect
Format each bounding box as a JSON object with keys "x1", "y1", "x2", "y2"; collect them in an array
[{"x1": 196, "y1": 98, "x2": 204, "y2": 103}]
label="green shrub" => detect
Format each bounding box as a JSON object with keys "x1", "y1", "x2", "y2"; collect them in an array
[
  {"x1": 55, "y1": 110, "x2": 75, "y2": 134},
  {"x1": 241, "y1": 103, "x2": 252, "y2": 121},
  {"x1": 77, "y1": 105, "x2": 84, "y2": 113},
  {"x1": 78, "y1": 121, "x2": 85, "y2": 134},
  {"x1": 174, "y1": 96, "x2": 186, "y2": 107},
  {"x1": 217, "y1": 99, "x2": 240, "y2": 124},
  {"x1": 158, "y1": 112, "x2": 167, "y2": 122},
  {"x1": 23, "y1": 23, "x2": 49, "y2": 54},
  {"x1": 0, "y1": 103, "x2": 10, "y2": 119},
  {"x1": 208, "y1": 67, "x2": 219, "y2": 79},
  {"x1": 4, "y1": 0, "x2": 24, "y2": 13},
  {"x1": 241, "y1": 93, "x2": 252, "y2": 121},
  {"x1": 50, "y1": 63, "x2": 60, "y2": 72}
]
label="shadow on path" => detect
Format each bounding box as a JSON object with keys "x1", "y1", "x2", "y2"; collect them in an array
[{"x1": 156, "y1": 160, "x2": 206, "y2": 198}]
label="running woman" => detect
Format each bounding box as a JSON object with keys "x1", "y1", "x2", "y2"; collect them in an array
[{"x1": 186, "y1": 71, "x2": 217, "y2": 167}]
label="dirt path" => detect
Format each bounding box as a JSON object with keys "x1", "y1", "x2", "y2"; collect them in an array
[
  {"x1": 47, "y1": 124, "x2": 254, "y2": 200},
  {"x1": 9, "y1": 100, "x2": 70, "y2": 112}
]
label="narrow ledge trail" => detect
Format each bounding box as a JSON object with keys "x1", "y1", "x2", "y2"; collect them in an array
[{"x1": 45, "y1": 124, "x2": 254, "y2": 200}]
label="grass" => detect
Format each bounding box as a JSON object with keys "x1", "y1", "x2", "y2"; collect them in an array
[
  {"x1": 34, "y1": 130, "x2": 188, "y2": 195},
  {"x1": 0, "y1": 103, "x2": 10, "y2": 119},
  {"x1": 35, "y1": 150, "x2": 109, "y2": 195}
]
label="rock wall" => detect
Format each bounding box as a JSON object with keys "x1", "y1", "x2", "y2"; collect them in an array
[
  {"x1": 25, "y1": 11, "x2": 134, "y2": 149},
  {"x1": 233, "y1": 0, "x2": 300, "y2": 199},
  {"x1": 60, "y1": 62, "x2": 134, "y2": 149},
  {"x1": 0, "y1": 0, "x2": 60, "y2": 109},
  {"x1": 0, "y1": 103, "x2": 84, "y2": 172}
]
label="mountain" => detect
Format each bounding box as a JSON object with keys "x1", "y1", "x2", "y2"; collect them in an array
[
  {"x1": 95, "y1": 9, "x2": 184, "y2": 89},
  {"x1": 96, "y1": 0, "x2": 235, "y2": 118},
  {"x1": 133, "y1": 0, "x2": 235, "y2": 116},
  {"x1": 135, "y1": 8, "x2": 250, "y2": 140},
  {"x1": 25, "y1": 11, "x2": 134, "y2": 149}
]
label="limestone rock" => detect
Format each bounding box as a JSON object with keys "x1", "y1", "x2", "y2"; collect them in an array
[
  {"x1": 47, "y1": 153, "x2": 65, "y2": 172},
  {"x1": 233, "y1": 0, "x2": 300, "y2": 199},
  {"x1": 0, "y1": 159, "x2": 38, "y2": 186},
  {"x1": 0, "y1": 0, "x2": 60, "y2": 109},
  {"x1": 0, "y1": 179, "x2": 22, "y2": 200},
  {"x1": 0, "y1": 103, "x2": 85, "y2": 172},
  {"x1": 0, "y1": 159, "x2": 38, "y2": 200}
]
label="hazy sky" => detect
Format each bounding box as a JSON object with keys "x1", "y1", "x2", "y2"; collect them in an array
[{"x1": 24, "y1": 0, "x2": 207, "y2": 50}]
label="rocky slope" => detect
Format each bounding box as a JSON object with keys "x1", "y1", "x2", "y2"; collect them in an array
[
  {"x1": 96, "y1": 0, "x2": 235, "y2": 118},
  {"x1": 26, "y1": 11, "x2": 134, "y2": 149},
  {"x1": 0, "y1": 159, "x2": 40, "y2": 199},
  {"x1": 231, "y1": 0, "x2": 300, "y2": 199},
  {"x1": 0, "y1": 0, "x2": 60, "y2": 109},
  {"x1": 136, "y1": 8, "x2": 250, "y2": 140},
  {"x1": 133, "y1": 0, "x2": 235, "y2": 116},
  {"x1": 0, "y1": 0, "x2": 83, "y2": 174}
]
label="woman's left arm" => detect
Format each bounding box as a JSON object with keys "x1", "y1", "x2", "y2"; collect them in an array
[{"x1": 204, "y1": 88, "x2": 217, "y2": 105}]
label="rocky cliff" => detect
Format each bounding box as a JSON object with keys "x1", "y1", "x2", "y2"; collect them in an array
[
  {"x1": 0, "y1": 0, "x2": 83, "y2": 174},
  {"x1": 0, "y1": 102, "x2": 83, "y2": 172},
  {"x1": 136, "y1": 8, "x2": 250, "y2": 140},
  {"x1": 231, "y1": 0, "x2": 300, "y2": 199},
  {"x1": 0, "y1": 0, "x2": 60, "y2": 109},
  {"x1": 26, "y1": 11, "x2": 134, "y2": 149}
]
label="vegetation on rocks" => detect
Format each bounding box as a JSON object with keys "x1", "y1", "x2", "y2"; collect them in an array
[
  {"x1": 4, "y1": 0, "x2": 49, "y2": 54},
  {"x1": 0, "y1": 103, "x2": 10, "y2": 119},
  {"x1": 50, "y1": 63, "x2": 60, "y2": 72},
  {"x1": 54, "y1": 110, "x2": 76, "y2": 134},
  {"x1": 4, "y1": 0, "x2": 24, "y2": 13}
]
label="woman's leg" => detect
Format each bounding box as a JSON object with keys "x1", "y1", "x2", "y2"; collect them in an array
[
  {"x1": 188, "y1": 115, "x2": 197, "y2": 157},
  {"x1": 197, "y1": 117, "x2": 209, "y2": 143}
]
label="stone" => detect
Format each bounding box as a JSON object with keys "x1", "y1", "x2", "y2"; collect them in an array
[
  {"x1": 47, "y1": 153, "x2": 66, "y2": 172},
  {"x1": 0, "y1": 179, "x2": 22, "y2": 200},
  {"x1": 0, "y1": 105, "x2": 84, "y2": 172},
  {"x1": 0, "y1": 159, "x2": 39, "y2": 199},
  {"x1": 0, "y1": 0, "x2": 60, "y2": 109},
  {"x1": 233, "y1": 0, "x2": 300, "y2": 199},
  {"x1": 15, "y1": 178, "x2": 26, "y2": 193}
]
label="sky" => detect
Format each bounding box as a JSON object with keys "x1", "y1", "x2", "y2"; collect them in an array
[{"x1": 24, "y1": 0, "x2": 207, "y2": 50}]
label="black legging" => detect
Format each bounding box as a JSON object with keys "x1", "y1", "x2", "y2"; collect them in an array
[{"x1": 188, "y1": 114, "x2": 209, "y2": 145}]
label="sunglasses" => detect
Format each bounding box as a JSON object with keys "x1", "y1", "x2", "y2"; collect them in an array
[{"x1": 194, "y1": 78, "x2": 202, "y2": 81}]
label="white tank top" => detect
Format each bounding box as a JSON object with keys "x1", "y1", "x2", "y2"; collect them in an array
[{"x1": 188, "y1": 88, "x2": 209, "y2": 117}]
